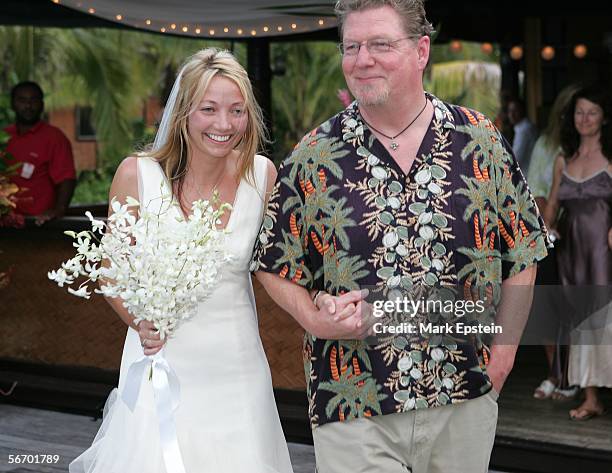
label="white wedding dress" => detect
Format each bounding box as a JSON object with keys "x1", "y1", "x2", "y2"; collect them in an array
[{"x1": 70, "y1": 155, "x2": 294, "y2": 473}]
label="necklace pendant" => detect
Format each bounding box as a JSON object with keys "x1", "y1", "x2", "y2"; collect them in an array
[{"x1": 390, "y1": 141, "x2": 399, "y2": 151}]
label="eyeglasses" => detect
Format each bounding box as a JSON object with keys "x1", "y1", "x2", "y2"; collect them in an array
[{"x1": 337, "y1": 37, "x2": 416, "y2": 57}]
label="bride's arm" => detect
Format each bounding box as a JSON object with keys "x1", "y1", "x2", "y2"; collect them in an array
[{"x1": 104, "y1": 156, "x2": 164, "y2": 355}]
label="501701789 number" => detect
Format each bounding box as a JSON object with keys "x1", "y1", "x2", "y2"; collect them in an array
[{"x1": 8, "y1": 454, "x2": 60, "y2": 464}]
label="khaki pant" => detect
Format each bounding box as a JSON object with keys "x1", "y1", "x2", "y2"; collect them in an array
[{"x1": 313, "y1": 390, "x2": 499, "y2": 473}]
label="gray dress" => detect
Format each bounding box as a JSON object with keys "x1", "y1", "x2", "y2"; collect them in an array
[{"x1": 556, "y1": 169, "x2": 612, "y2": 388}]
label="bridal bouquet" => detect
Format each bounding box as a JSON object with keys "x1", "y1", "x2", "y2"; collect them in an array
[
  {"x1": 48, "y1": 193, "x2": 232, "y2": 339},
  {"x1": 49, "y1": 193, "x2": 232, "y2": 473}
]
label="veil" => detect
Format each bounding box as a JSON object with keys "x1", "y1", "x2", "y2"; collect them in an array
[{"x1": 152, "y1": 67, "x2": 185, "y2": 152}]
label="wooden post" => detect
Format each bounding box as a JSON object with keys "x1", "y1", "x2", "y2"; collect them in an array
[
  {"x1": 500, "y1": 46, "x2": 520, "y2": 99},
  {"x1": 247, "y1": 39, "x2": 273, "y2": 151},
  {"x1": 524, "y1": 17, "x2": 542, "y2": 126}
]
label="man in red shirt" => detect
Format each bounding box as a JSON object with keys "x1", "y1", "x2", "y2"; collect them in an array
[{"x1": 6, "y1": 81, "x2": 76, "y2": 225}]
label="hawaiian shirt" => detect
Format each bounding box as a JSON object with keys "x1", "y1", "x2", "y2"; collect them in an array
[{"x1": 251, "y1": 93, "x2": 549, "y2": 429}]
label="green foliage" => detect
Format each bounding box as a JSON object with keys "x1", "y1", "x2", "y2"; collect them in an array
[
  {"x1": 270, "y1": 42, "x2": 346, "y2": 162},
  {"x1": 72, "y1": 117, "x2": 158, "y2": 205},
  {"x1": 426, "y1": 42, "x2": 501, "y2": 118},
  {"x1": 72, "y1": 168, "x2": 114, "y2": 205},
  {"x1": 0, "y1": 93, "x2": 14, "y2": 130},
  {"x1": 424, "y1": 60, "x2": 501, "y2": 118}
]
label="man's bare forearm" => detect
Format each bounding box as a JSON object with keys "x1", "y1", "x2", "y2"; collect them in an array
[
  {"x1": 254, "y1": 271, "x2": 366, "y2": 339},
  {"x1": 255, "y1": 270, "x2": 317, "y2": 334},
  {"x1": 489, "y1": 265, "x2": 537, "y2": 370}
]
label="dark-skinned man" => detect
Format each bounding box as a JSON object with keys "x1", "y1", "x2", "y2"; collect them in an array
[{"x1": 6, "y1": 81, "x2": 76, "y2": 225}]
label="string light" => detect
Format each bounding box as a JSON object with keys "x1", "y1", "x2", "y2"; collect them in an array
[
  {"x1": 449, "y1": 40, "x2": 462, "y2": 53},
  {"x1": 78, "y1": 9, "x2": 338, "y2": 37},
  {"x1": 574, "y1": 44, "x2": 587, "y2": 59},
  {"x1": 509, "y1": 45, "x2": 523, "y2": 60},
  {"x1": 52, "y1": 0, "x2": 60, "y2": 4},
  {"x1": 480, "y1": 42, "x2": 493, "y2": 55},
  {"x1": 541, "y1": 45, "x2": 555, "y2": 61}
]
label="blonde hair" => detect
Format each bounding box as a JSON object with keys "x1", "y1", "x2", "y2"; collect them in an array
[
  {"x1": 542, "y1": 83, "x2": 580, "y2": 152},
  {"x1": 147, "y1": 48, "x2": 267, "y2": 203}
]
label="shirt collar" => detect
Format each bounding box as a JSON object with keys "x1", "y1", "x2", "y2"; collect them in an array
[
  {"x1": 9, "y1": 120, "x2": 45, "y2": 137},
  {"x1": 343, "y1": 91, "x2": 456, "y2": 136}
]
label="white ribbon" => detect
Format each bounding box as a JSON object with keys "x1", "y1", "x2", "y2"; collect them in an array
[{"x1": 121, "y1": 350, "x2": 186, "y2": 473}]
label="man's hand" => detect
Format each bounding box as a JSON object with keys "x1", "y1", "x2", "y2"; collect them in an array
[
  {"x1": 35, "y1": 178, "x2": 76, "y2": 225},
  {"x1": 486, "y1": 345, "x2": 515, "y2": 393},
  {"x1": 487, "y1": 264, "x2": 537, "y2": 394}
]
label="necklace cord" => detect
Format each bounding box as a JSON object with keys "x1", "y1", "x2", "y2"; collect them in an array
[
  {"x1": 361, "y1": 97, "x2": 428, "y2": 141},
  {"x1": 188, "y1": 165, "x2": 227, "y2": 201}
]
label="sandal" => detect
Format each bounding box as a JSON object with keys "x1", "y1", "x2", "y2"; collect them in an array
[
  {"x1": 533, "y1": 379, "x2": 556, "y2": 400},
  {"x1": 569, "y1": 406, "x2": 607, "y2": 421},
  {"x1": 551, "y1": 385, "x2": 580, "y2": 402}
]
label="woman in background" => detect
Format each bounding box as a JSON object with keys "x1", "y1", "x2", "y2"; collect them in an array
[{"x1": 545, "y1": 85, "x2": 612, "y2": 420}]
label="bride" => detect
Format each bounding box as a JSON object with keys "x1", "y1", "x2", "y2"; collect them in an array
[{"x1": 70, "y1": 48, "x2": 293, "y2": 473}]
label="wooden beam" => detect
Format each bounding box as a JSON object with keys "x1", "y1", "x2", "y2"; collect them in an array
[
  {"x1": 247, "y1": 39, "x2": 273, "y2": 151},
  {"x1": 524, "y1": 17, "x2": 542, "y2": 125}
]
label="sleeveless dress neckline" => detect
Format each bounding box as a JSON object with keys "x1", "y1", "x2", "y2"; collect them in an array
[
  {"x1": 152, "y1": 160, "x2": 247, "y2": 232},
  {"x1": 562, "y1": 167, "x2": 612, "y2": 184}
]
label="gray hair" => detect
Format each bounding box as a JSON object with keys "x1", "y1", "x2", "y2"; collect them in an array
[{"x1": 335, "y1": 0, "x2": 434, "y2": 39}]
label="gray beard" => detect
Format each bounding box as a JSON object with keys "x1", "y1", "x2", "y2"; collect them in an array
[{"x1": 353, "y1": 86, "x2": 390, "y2": 107}]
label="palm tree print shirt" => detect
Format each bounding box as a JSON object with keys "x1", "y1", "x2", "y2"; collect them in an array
[{"x1": 251, "y1": 94, "x2": 549, "y2": 429}]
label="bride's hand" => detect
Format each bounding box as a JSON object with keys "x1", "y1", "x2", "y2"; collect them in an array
[{"x1": 137, "y1": 320, "x2": 166, "y2": 355}]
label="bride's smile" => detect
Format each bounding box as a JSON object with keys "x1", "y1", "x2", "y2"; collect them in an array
[{"x1": 188, "y1": 75, "x2": 248, "y2": 160}]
